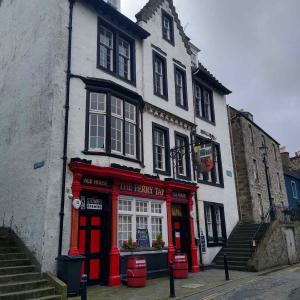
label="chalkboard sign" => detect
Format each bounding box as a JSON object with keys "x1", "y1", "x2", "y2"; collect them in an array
[
  {"x1": 200, "y1": 230, "x2": 206, "y2": 253},
  {"x1": 136, "y1": 229, "x2": 150, "y2": 248}
]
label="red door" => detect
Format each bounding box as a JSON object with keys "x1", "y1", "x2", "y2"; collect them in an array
[{"x1": 79, "y1": 192, "x2": 111, "y2": 285}]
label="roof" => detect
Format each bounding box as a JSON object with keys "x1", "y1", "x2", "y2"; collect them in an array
[
  {"x1": 283, "y1": 167, "x2": 300, "y2": 180},
  {"x1": 84, "y1": 0, "x2": 150, "y2": 39},
  {"x1": 193, "y1": 62, "x2": 232, "y2": 95},
  {"x1": 229, "y1": 106, "x2": 281, "y2": 145},
  {"x1": 135, "y1": 0, "x2": 191, "y2": 54}
]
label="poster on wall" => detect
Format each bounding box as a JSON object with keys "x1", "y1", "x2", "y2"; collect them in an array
[
  {"x1": 136, "y1": 229, "x2": 150, "y2": 248},
  {"x1": 200, "y1": 230, "x2": 206, "y2": 253}
]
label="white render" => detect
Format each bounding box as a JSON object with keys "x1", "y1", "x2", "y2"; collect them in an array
[{"x1": 0, "y1": 0, "x2": 239, "y2": 273}]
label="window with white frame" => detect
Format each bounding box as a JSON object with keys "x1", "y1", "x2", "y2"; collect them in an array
[
  {"x1": 118, "y1": 197, "x2": 165, "y2": 248},
  {"x1": 89, "y1": 93, "x2": 106, "y2": 150},
  {"x1": 205, "y1": 205, "x2": 213, "y2": 242},
  {"x1": 162, "y1": 10, "x2": 174, "y2": 44},
  {"x1": 86, "y1": 91, "x2": 141, "y2": 160},
  {"x1": 99, "y1": 26, "x2": 114, "y2": 71},
  {"x1": 153, "y1": 52, "x2": 168, "y2": 98},
  {"x1": 175, "y1": 67, "x2": 187, "y2": 109},
  {"x1": 154, "y1": 129, "x2": 166, "y2": 171},
  {"x1": 175, "y1": 134, "x2": 189, "y2": 178},
  {"x1": 118, "y1": 38, "x2": 131, "y2": 80}
]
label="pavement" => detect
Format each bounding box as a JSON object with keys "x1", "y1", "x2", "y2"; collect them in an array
[{"x1": 69, "y1": 264, "x2": 300, "y2": 300}]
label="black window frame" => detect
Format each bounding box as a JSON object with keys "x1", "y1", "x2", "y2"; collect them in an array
[
  {"x1": 97, "y1": 18, "x2": 136, "y2": 86},
  {"x1": 194, "y1": 135, "x2": 224, "y2": 188},
  {"x1": 174, "y1": 132, "x2": 191, "y2": 180},
  {"x1": 204, "y1": 202, "x2": 227, "y2": 247},
  {"x1": 174, "y1": 65, "x2": 188, "y2": 110},
  {"x1": 152, "y1": 50, "x2": 168, "y2": 100},
  {"x1": 161, "y1": 9, "x2": 174, "y2": 45},
  {"x1": 84, "y1": 88, "x2": 143, "y2": 165},
  {"x1": 152, "y1": 123, "x2": 171, "y2": 176},
  {"x1": 193, "y1": 82, "x2": 215, "y2": 125}
]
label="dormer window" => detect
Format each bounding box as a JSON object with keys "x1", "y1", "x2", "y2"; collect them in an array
[{"x1": 162, "y1": 10, "x2": 174, "y2": 45}]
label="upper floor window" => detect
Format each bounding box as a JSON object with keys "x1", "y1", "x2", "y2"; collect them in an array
[
  {"x1": 86, "y1": 91, "x2": 142, "y2": 161},
  {"x1": 277, "y1": 172, "x2": 282, "y2": 192},
  {"x1": 291, "y1": 181, "x2": 298, "y2": 198},
  {"x1": 194, "y1": 83, "x2": 215, "y2": 124},
  {"x1": 174, "y1": 66, "x2": 188, "y2": 109},
  {"x1": 162, "y1": 10, "x2": 174, "y2": 45},
  {"x1": 272, "y1": 143, "x2": 277, "y2": 161},
  {"x1": 153, "y1": 52, "x2": 168, "y2": 99},
  {"x1": 253, "y1": 159, "x2": 259, "y2": 182},
  {"x1": 175, "y1": 133, "x2": 190, "y2": 179},
  {"x1": 152, "y1": 123, "x2": 170, "y2": 175},
  {"x1": 261, "y1": 134, "x2": 266, "y2": 146},
  {"x1": 98, "y1": 19, "x2": 135, "y2": 84},
  {"x1": 249, "y1": 124, "x2": 254, "y2": 145},
  {"x1": 196, "y1": 137, "x2": 223, "y2": 186}
]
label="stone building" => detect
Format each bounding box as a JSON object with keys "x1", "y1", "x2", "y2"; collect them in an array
[
  {"x1": 228, "y1": 107, "x2": 288, "y2": 224},
  {"x1": 0, "y1": 0, "x2": 239, "y2": 286}
]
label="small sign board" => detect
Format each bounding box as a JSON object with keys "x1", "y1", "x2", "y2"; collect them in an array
[
  {"x1": 34, "y1": 161, "x2": 45, "y2": 169},
  {"x1": 136, "y1": 228, "x2": 150, "y2": 248},
  {"x1": 200, "y1": 230, "x2": 206, "y2": 253},
  {"x1": 86, "y1": 198, "x2": 103, "y2": 211},
  {"x1": 226, "y1": 170, "x2": 233, "y2": 177}
]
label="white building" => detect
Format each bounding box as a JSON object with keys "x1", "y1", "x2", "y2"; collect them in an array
[{"x1": 0, "y1": 0, "x2": 239, "y2": 285}]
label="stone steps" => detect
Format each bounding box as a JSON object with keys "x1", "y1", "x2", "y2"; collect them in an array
[
  {"x1": 0, "y1": 253, "x2": 27, "y2": 260},
  {"x1": 1, "y1": 259, "x2": 32, "y2": 267},
  {"x1": 0, "y1": 287, "x2": 56, "y2": 300},
  {"x1": 0, "y1": 272, "x2": 42, "y2": 285},
  {"x1": 0, "y1": 279, "x2": 49, "y2": 293},
  {"x1": 29, "y1": 296, "x2": 62, "y2": 300},
  {"x1": 0, "y1": 265, "x2": 37, "y2": 276},
  {"x1": 0, "y1": 247, "x2": 22, "y2": 253}
]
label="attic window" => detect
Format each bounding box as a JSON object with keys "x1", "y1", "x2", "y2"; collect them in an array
[{"x1": 162, "y1": 10, "x2": 174, "y2": 45}]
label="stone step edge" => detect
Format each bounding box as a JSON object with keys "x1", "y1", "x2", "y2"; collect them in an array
[
  {"x1": 0, "y1": 265, "x2": 36, "y2": 271},
  {"x1": 0, "y1": 279, "x2": 49, "y2": 288},
  {"x1": 0, "y1": 286, "x2": 55, "y2": 297}
]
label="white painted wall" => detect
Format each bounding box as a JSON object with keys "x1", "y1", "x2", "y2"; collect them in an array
[{"x1": 0, "y1": 0, "x2": 68, "y2": 272}]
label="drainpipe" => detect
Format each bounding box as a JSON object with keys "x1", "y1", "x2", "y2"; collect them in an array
[
  {"x1": 194, "y1": 191, "x2": 203, "y2": 270},
  {"x1": 58, "y1": 0, "x2": 75, "y2": 257}
]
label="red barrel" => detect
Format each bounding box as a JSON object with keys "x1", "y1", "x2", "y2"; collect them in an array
[
  {"x1": 127, "y1": 256, "x2": 147, "y2": 287},
  {"x1": 173, "y1": 254, "x2": 188, "y2": 279}
]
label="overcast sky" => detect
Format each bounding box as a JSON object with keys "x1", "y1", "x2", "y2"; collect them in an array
[{"x1": 122, "y1": 0, "x2": 300, "y2": 155}]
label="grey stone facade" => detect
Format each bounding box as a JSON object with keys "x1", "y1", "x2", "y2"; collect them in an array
[{"x1": 229, "y1": 107, "x2": 288, "y2": 224}]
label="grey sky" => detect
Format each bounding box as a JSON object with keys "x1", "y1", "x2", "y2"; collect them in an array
[{"x1": 122, "y1": 0, "x2": 300, "y2": 155}]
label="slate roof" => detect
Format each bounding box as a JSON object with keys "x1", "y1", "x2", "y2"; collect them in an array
[
  {"x1": 135, "y1": 0, "x2": 191, "y2": 54},
  {"x1": 193, "y1": 62, "x2": 232, "y2": 95},
  {"x1": 84, "y1": 0, "x2": 150, "y2": 39}
]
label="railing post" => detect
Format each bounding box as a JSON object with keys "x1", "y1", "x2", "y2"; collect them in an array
[
  {"x1": 80, "y1": 274, "x2": 87, "y2": 300},
  {"x1": 169, "y1": 261, "x2": 176, "y2": 298},
  {"x1": 224, "y1": 254, "x2": 230, "y2": 281}
]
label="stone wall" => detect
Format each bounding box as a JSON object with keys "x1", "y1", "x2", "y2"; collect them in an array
[
  {"x1": 249, "y1": 220, "x2": 300, "y2": 271},
  {"x1": 229, "y1": 107, "x2": 288, "y2": 224}
]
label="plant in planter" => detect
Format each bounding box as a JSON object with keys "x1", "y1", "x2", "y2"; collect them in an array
[
  {"x1": 152, "y1": 233, "x2": 165, "y2": 250},
  {"x1": 122, "y1": 236, "x2": 139, "y2": 251}
]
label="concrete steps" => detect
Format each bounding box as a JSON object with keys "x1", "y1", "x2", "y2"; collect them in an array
[
  {"x1": 212, "y1": 223, "x2": 269, "y2": 271},
  {"x1": 0, "y1": 229, "x2": 62, "y2": 300}
]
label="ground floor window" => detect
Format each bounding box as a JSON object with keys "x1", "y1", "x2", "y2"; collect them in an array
[
  {"x1": 204, "y1": 202, "x2": 226, "y2": 247},
  {"x1": 118, "y1": 196, "x2": 167, "y2": 249}
]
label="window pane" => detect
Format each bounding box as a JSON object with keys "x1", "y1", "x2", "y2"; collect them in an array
[
  {"x1": 90, "y1": 93, "x2": 106, "y2": 112},
  {"x1": 111, "y1": 117, "x2": 123, "y2": 153},
  {"x1": 89, "y1": 114, "x2": 105, "y2": 149},
  {"x1": 176, "y1": 136, "x2": 187, "y2": 176},
  {"x1": 119, "y1": 199, "x2": 132, "y2": 211},
  {"x1": 154, "y1": 129, "x2": 165, "y2": 171},
  {"x1": 118, "y1": 38, "x2": 131, "y2": 80},
  {"x1": 151, "y1": 217, "x2": 162, "y2": 240},
  {"x1": 125, "y1": 122, "x2": 136, "y2": 156},
  {"x1": 136, "y1": 216, "x2": 148, "y2": 230},
  {"x1": 206, "y1": 206, "x2": 214, "y2": 243},
  {"x1": 111, "y1": 96, "x2": 123, "y2": 117},
  {"x1": 136, "y1": 201, "x2": 148, "y2": 213},
  {"x1": 118, "y1": 215, "x2": 132, "y2": 248},
  {"x1": 99, "y1": 26, "x2": 113, "y2": 71},
  {"x1": 125, "y1": 102, "x2": 136, "y2": 122},
  {"x1": 151, "y1": 203, "x2": 162, "y2": 214}
]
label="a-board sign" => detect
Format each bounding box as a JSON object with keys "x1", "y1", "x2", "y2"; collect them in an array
[
  {"x1": 200, "y1": 230, "x2": 206, "y2": 253},
  {"x1": 136, "y1": 228, "x2": 150, "y2": 248}
]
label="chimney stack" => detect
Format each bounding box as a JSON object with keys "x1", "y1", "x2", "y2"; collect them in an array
[{"x1": 280, "y1": 147, "x2": 290, "y2": 169}]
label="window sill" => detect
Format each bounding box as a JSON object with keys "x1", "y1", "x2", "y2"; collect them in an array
[
  {"x1": 96, "y1": 65, "x2": 136, "y2": 87},
  {"x1": 196, "y1": 115, "x2": 216, "y2": 126},
  {"x1": 82, "y1": 150, "x2": 143, "y2": 166},
  {"x1": 153, "y1": 168, "x2": 171, "y2": 177},
  {"x1": 120, "y1": 248, "x2": 168, "y2": 255},
  {"x1": 197, "y1": 179, "x2": 224, "y2": 188},
  {"x1": 176, "y1": 103, "x2": 189, "y2": 111},
  {"x1": 154, "y1": 91, "x2": 168, "y2": 101},
  {"x1": 163, "y1": 37, "x2": 175, "y2": 46}
]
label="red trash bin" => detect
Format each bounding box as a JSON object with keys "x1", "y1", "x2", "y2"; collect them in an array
[
  {"x1": 127, "y1": 256, "x2": 147, "y2": 287},
  {"x1": 173, "y1": 254, "x2": 188, "y2": 279}
]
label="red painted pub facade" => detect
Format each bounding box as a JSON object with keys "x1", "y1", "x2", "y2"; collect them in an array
[{"x1": 68, "y1": 161, "x2": 199, "y2": 286}]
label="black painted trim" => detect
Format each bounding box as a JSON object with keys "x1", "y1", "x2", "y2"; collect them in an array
[
  {"x1": 174, "y1": 131, "x2": 191, "y2": 181},
  {"x1": 97, "y1": 17, "x2": 136, "y2": 86},
  {"x1": 174, "y1": 64, "x2": 188, "y2": 111},
  {"x1": 204, "y1": 201, "x2": 227, "y2": 247},
  {"x1": 152, "y1": 50, "x2": 168, "y2": 101},
  {"x1": 152, "y1": 122, "x2": 171, "y2": 176},
  {"x1": 161, "y1": 9, "x2": 175, "y2": 46},
  {"x1": 151, "y1": 44, "x2": 167, "y2": 56}
]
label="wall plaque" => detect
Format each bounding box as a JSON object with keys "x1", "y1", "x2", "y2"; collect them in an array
[{"x1": 81, "y1": 176, "x2": 111, "y2": 188}]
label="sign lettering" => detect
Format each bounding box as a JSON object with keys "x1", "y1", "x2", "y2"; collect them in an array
[
  {"x1": 81, "y1": 176, "x2": 110, "y2": 188},
  {"x1": 120, "y1": 183, "x2": 164, "y2": 197}
]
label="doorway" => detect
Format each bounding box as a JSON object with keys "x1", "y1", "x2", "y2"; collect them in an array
[
  {"x1": 171, "y1": 203, "x2": 191, "y2": 268},
  {"x1": 283, "y1": 228, "x2": 297, "y2": 265},
  {"x1": 78, "y1": 191, "x2": 111, "y2": 285}
]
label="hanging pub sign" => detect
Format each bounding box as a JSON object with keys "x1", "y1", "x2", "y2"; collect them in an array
[
  {"x1": 120, "y1": 183, "x2": 165, "y2": 197},
  {"x1": 193, "y1": 143, "x2": 214, "y2": 173},
  {"x1": 81, "y1": 176, "x2": 111, "y2": 188},
  {"x1": 136, "y1": 228, "x2": 150, "y2": 248}
]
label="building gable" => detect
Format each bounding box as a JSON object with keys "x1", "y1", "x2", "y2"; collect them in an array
[{"x1": 135, "y1": 0, "x2": 191, "y2": 54}]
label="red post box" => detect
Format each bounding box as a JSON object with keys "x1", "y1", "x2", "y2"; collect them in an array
[
  {"x1": 173, "y1": 254, "x2": 188, "y2": 279},
  {"x1": 127, "y1": 256, "x2": 147, "y2": 287}
]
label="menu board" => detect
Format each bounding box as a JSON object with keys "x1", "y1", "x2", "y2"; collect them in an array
[{"x1": 136, "y1": 229, "x2": 150, "y2": 248}]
